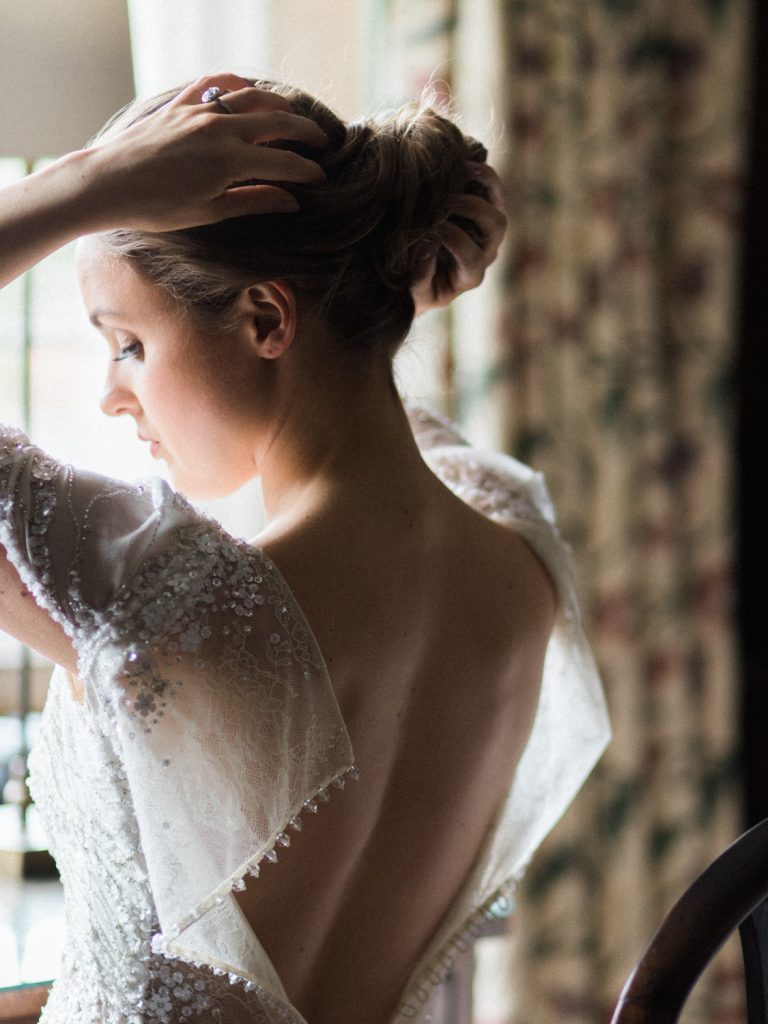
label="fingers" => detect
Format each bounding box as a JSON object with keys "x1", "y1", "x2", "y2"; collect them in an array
[
  {"x1": 212, "y1": 184, "x2": 300, "y2": 218},
  {"x1": 174, "y1": 78, "x2": 328, "y2": 184},
  {"x1": 409, "y1": 248, "x2": 438, "y2": 289},
  {"x1": 411, "y1": 164, "x2": 509, "y2": 314},
  {"x1": 437, "y1": 166, "x2": 508, "y2": 291},
  {"x1": 232, "y1": 143, "x2": 327, "y2": 184},
  {"x1": 409, "y1": 255, "x2": 441, "y2": 318},
  {"x1": 153, "y1": 73, "x2": 341, "y2": 193},
  {"x1": 198, "y1": 84, "x2": 298, "y2": 116},
  {"x1": 450, "y1": 193, "x2": 506, "y2": 257},
  {"x1": 188, "y1": 84, "x2": 328, "y2": 150},
  {"x1": 175, "y1": 75, "x2": 293, "y2": 112},
  {"x1": 467, "y1": 161, "x2": 506, "y2": 211},
  {"x1": 180, "y1": 76, "x2": 327, "y2": 145},
  {"x1": 234, "y1": 110, "x2": 328, "y2": 149},
  {"x1": 439, "y1": 222, "x2": 486, "y2": 288}
]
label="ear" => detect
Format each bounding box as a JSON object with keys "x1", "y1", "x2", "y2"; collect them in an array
[{"x1": 234, "y1": 281, "x2": 296, "y2": 359}]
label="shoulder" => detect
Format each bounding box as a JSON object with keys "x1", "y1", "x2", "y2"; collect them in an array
[
  {"x1": 408, "y1": 417, "x2": 561, "y2": 629},
  {"x1": 448, "y1": 494, "x2": 558, "y2": 657}
]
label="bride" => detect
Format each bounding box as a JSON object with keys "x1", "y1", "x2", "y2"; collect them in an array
[{"x1": 0, "y1": 75, "x2": 609, "y2": 1024}]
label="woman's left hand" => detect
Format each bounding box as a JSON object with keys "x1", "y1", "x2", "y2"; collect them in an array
[{"x1": 411, "y1": 162, "x2": 507, "y2": 316}]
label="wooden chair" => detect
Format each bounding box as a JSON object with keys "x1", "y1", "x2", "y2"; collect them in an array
[{"x1": 611, "y1": 817, "x2": 768, "y2": 1023}]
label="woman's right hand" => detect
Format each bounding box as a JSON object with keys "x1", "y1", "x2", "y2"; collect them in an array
[
  {"x1": 411, "y1": 162, "x2": 507, "y2": 315},
  {"x1": 84, "y1": 73, "x2": 328, "y2": 232}
]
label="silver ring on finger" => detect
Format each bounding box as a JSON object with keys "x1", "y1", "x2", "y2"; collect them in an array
[{"x1": 201, "y1": 86, "x2": 235, "y2": 114}]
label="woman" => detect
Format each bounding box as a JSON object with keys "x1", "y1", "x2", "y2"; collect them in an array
[{"x1": 0, "y1": 76, "x2": 609, "y2": 1024}]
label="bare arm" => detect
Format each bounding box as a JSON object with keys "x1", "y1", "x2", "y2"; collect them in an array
[{"x1": 0, "y1": 152, "x2": 101, "y2": 290}]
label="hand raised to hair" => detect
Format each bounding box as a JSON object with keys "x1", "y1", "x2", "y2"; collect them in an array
[
  {"x1": 411, "y1": 162, "x2": 507, "y2": 316},
  {"x1": 83, "y1": 74, "x2": 327, "y2": 232}
]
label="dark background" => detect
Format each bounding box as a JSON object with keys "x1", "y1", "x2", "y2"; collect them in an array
[{"x1": 738, "y1": 0, "x2": 768, "y2": 826}]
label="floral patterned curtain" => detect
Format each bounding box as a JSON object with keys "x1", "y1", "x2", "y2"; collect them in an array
[{"x1": 377, "y1": 0, "x2": 750, "y2": 1020}]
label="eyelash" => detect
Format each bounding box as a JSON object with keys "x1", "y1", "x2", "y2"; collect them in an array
[{"x1": 113, "y1": 340, "x2": 143, "y2": 362}]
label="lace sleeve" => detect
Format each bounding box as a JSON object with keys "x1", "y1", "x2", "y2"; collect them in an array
[
  {"x1": 405, "y1": 402, "x2": 469, "y2": 450},
  {"x1": 0, "y1": 426, "x2": 194, "y2": 645},
  {"x1": 0, "y1": 425, "x2": 355, "y2": 987}
]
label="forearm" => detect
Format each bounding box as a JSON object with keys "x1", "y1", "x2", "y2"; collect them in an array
[
  {"x1": 0, "y1": 545, "x2": 77, "y2": 671},
  {"x1": 0, "y1": 148, "x2": 108, "y2": 290}
]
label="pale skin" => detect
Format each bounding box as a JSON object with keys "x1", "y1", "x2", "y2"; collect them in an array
[{"x1": 0, "y1": 76, "x2": 553, "y2": 1024}]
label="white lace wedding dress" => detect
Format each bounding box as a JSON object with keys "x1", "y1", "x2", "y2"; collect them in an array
[{"x1": 0, "y1": 405, "x2": 610, "y2": 1024}]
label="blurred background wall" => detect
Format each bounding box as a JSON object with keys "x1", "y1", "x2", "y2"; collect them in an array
[{"x1": 378, "y1": 3, "x2": 748, "y2": 1022}]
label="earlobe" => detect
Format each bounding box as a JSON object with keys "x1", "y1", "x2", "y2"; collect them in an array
[{"x1": 242, "y1": 282, "x2": 296, "y2": 360}]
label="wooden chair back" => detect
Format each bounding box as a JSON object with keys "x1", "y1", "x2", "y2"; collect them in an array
[{"x1": 611, "y1": 817, "x2": 768, "y2": 1023}]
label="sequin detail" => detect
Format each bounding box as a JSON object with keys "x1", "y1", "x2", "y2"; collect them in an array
[
  {"x1": 30, "y1": 671, "x2": 359, "y2": 1024},
  {"x1": 28, "y1": 674, "x2": 225, "y2": 1023},
  {"x1": 0, "y1": 432, "x2": 73, "y2": 632},
  {"x1": 86, "y1": 522, "x2": 325, "y2": 735}
]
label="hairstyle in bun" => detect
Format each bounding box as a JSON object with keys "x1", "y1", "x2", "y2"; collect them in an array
[{"x1": 95, "y1": 80, "x2": 488, "y2": 354}]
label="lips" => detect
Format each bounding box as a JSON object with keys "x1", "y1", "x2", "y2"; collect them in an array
[{"x1": 138, "y1": 434, "x2": 160, "y2": 458}]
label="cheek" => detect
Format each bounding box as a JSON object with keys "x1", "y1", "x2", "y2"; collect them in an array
[
  {"x1": 165, "y1": 379, "x2": 256, "y2": 474},
  {"x1": 210, "y1": 354, "x2": 259, "y2": 414},
  {"x1": 181, "y1": 335, "x2": 258, "y2": 418}
]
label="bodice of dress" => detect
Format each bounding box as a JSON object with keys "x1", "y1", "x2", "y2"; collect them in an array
[
  {"x1": 0, "y1": 406, "x2": 610, "y2": 1024},
  {"x1": 28, "y1": 670, "x2": 317, "y2": 1024}
]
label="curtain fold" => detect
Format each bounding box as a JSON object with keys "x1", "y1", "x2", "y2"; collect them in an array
[{"x1": 376, "y1": 0, "x2": 749, "y2": 1020}]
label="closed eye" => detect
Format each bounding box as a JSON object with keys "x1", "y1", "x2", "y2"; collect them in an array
[{"x1": 113, "y1": 340, "x2": 143, "y2": 362}]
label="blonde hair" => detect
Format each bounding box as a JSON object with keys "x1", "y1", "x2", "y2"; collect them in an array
[{"x1": 95, "y1": 80, "x2": 488, "y2": 354}]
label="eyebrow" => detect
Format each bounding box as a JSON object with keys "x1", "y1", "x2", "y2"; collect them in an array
[{"x1": 89, "y1": 310, "x2": 130, "y2": 327}]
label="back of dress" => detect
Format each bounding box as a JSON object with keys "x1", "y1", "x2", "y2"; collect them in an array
[
  {"x1": 240, "y1": 414, "x2": 560, "y2": 1022},
  {"x1": 0, "y1": 407, "x2": 609, "y2": 1024}
]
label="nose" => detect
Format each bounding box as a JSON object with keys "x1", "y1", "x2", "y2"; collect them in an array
[{"x1": 100, "y1": 366, "x2": 140, "y2": 419}]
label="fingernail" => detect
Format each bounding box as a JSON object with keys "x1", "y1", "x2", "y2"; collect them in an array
[{"x1": 466, "y1": 161, "x2": 485, "y2": 176}]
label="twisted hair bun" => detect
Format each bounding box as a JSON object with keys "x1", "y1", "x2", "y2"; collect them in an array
[{"x1": 98, "y1": 80, "x2": 489, "y2": 352}]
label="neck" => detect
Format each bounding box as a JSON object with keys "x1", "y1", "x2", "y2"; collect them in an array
[{"x1": 253, "y1": 345, "x2": 427, "y2": 538}]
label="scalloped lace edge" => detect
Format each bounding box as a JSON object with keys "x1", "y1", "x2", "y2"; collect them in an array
[{"x1": 151, "y1": 761, "x2": 360, "y2": 963}]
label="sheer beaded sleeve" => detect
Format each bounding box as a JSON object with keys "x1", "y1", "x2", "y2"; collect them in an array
[
  {"x1": 397, "y1": 406, "x2": 610, "y2": 1022},
  {"x1": 0, "y1": 426, "x2": 193, "y2": 642},
  {"x1": 0, "y1": 426, "x2": 355, "y2": 991}
]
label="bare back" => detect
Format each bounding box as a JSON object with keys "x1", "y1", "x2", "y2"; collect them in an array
[{"x1": 237, "y1": 467, "x2": 557, "y2": 1024}]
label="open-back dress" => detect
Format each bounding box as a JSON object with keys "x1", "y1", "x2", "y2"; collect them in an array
[{"x1": 0, "y1": 405, "x2": 610, "y2": 1024}]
